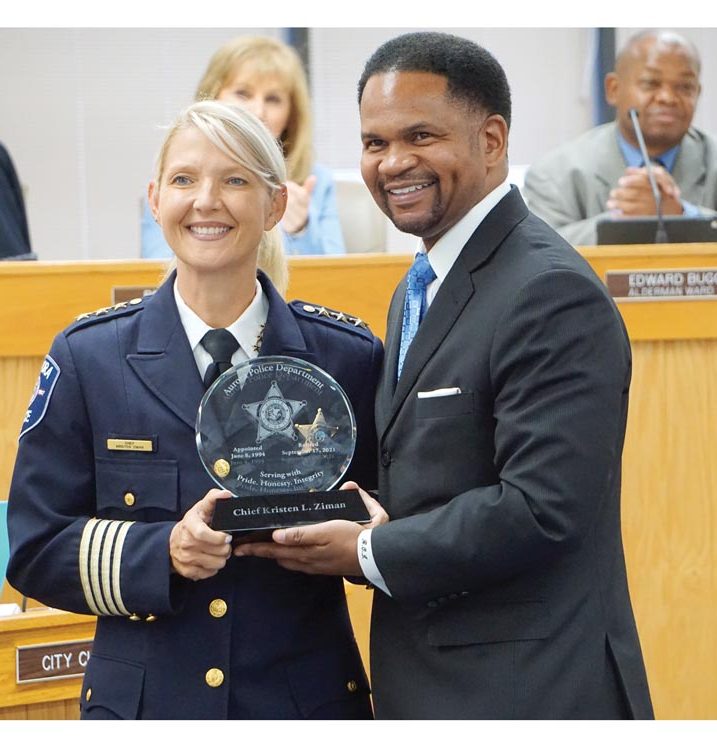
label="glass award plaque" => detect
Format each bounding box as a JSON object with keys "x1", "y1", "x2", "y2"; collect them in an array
[{"x1": 196, "y1": 356, "x2": 370, "y2": 538}]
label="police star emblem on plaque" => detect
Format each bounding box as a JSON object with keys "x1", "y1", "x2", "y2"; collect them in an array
[
  {"x1": 295, "y1": 408, "x2": 339, "y2": 454},
  {"x1": 242, "y1": 381, "x2": 306, "y2": 443}
]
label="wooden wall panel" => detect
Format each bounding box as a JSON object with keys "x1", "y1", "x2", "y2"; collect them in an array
[{"x1": 621, "y1": 340, "x2": 717, "y2": 719}]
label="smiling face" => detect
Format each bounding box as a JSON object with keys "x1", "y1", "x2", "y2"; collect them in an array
[
  {"x1": 148, "y1": 125, "x2": 286, "y2": 277},
  {"x1": 217, "y1": 70, "x2": 292, "y2": 140},
  {"x1": 606, "y1": 36, "x2": 701, "y2": 156},
  {"x1": 359, "y1": 71, "x2": 507, "y2": 249}
]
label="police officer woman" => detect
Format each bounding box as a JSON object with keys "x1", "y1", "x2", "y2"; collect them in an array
[{"x1": 6, "y1": 100, "x2": 383, "y2": 719}]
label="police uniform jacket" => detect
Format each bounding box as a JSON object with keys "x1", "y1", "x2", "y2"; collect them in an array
[{"x1": 7, "y1": 270, "x2": 382, "y2": 720}]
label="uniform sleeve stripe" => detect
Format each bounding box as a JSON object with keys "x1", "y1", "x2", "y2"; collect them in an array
[
  {"x1": 111, "y1": 521, "x2": 133, "y2": 616},
  {"x1": 88, "y1": 520, "x2": 112, "y2": 616},
  {"x1": 79, "y1": 518, "x2": 103, "y2": 616},
  {"x1": 100, "y1": 521, "x2": 122, "y2": 616},
  {"x1": 79, "y1": 517, "x2": 134, "y2": 617}
]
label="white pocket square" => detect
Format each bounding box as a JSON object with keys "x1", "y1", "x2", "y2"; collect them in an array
[{"x1": 417, "y1": 387, "x2": 462, "y2": 399}]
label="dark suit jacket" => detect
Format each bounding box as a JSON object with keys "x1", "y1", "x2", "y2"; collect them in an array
[
  {"x1": 523, "y1": 122, "x2": 717, "y2": 246},
  {"x1": 0, "y1": 142, "x2": 33, "y2": 259},
  {"x1": 7, "y1": 271, "x2": 382, "y2": 719},
  {"x1": 370, "y1": 187, "x2": 653, "y2": 719}
]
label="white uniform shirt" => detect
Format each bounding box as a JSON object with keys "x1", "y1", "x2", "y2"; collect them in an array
[{"x1": 173, "y1": 279, "x2": 269, "y2": 381}]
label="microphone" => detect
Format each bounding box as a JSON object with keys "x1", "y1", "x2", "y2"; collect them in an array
[{"x1": 628, "y1": 108, "x2": 668, "y2": 243}]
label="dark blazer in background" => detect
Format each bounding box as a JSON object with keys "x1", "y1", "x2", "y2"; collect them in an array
[
  {"x1": 370, "y1": 187, "x2": 653, "y2": 719},
  {"x1": 523, "y1": 121, "x2": 717, "y2": 246},
  {"x1": 7, "y1": 271, "x2": 382, "y2": 719},
  {"x1": 0, "y1": 142, "x2": 33, "y2": 259}
]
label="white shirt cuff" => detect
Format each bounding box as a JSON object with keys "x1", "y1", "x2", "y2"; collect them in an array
[{"x1": 357, "y1": 528, "x2": 392, "y2": 597}]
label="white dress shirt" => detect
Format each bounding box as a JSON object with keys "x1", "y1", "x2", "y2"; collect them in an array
[
  {"x1": 173, "y1": 278, "x2": 269, "y2": 381},
  {"x1": 358, "y1": 179, "x2": 512, "y2": 595}
]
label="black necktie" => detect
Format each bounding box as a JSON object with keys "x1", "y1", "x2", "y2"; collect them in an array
[{"x1": 201, "y1": 329, "x2": 239, "y2": 387}]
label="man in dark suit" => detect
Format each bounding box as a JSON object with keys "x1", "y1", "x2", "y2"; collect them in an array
[
  {"x1": 0, "y1": 142, "x2": 34, "y2": 259},
  {"x1": 236, "y1": 32, "x2": 654, "y2": 719}
]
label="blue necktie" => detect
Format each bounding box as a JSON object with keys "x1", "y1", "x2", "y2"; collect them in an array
[{"x1": 397, "y1": 252, "x2": 436, "y2": 379}]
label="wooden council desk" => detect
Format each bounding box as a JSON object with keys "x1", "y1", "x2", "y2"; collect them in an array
[{"x1": 1, "y1": 247, "x2": 716, "y2": 719}]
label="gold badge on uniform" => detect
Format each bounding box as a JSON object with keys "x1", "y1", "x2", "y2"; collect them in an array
[{"x1": 213, "y1": 459, "x2": 231, "y2": 478}]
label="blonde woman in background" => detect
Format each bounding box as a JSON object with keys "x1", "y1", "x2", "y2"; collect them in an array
[{"x1": 142, "y1": 35, "x2": 345, "y2": 259}]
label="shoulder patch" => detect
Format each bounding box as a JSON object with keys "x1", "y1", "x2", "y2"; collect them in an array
[
  {"x1": 20, "y1": 354, "x2": 61, "y2": 439},
  {"x1": 70, "y1": 297, "x2": 147, "y2": 332},
  {"x1": 290, "y1": 300, "x2": 373, "y2": 338}
]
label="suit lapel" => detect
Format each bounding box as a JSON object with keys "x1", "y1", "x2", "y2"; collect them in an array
[
  {"x1": 593, "y1": 124, "x2": 626, "y2": 193},
  {"x1": 379, "y1": 187, "x2": 530, "y2": 440},
  {"x1": 375, "y1": 285, "x2": 405, "y2": 434},
  {"x1": 673, "y1": 128, "x2": 707, "y2": 197},
  {"x1": 390, "y1": 267, "x2": 474, "y2": 411},
  {"x1": 127, "y1": 273, "x2": 204, "y2": 430}
]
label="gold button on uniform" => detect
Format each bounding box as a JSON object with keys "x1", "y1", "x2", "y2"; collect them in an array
[
  {"x1": 205, "y1": 668, "x2": 224, "y2": 688},
  {"x1": 346, "y1": 680, "x2": 358, "y2": 693},
  {"x1": 85, "y1": 688, "x2": 92, "y2": 702},
  {"x1": 209, "y1": 599, "x2": 228, "y2": 618},
  {"x1": 124, "y1": 492, "x2": 136, "y2": 507}
]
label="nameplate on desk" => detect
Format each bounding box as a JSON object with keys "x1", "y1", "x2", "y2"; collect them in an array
[
  {"x1": 16, "y1": 639, "x2": 93, "y2": 684},
  {"x1": 606, "y1": 268, "x2": 717, "y2": 301}
]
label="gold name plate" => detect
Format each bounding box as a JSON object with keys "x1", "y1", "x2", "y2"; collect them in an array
[{"x1": 107, "y1": 438, "x2": 154, "y2": 452}]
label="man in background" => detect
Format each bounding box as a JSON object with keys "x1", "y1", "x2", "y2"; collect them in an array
[
  {"x1": 524, "y1": 29, "x2": 717, "y2": 246},
  {"x1": 0, "y1": 142, "x2": 34, "y2": 259}
]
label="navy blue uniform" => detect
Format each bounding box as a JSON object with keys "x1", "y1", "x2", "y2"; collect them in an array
[{"x1": 7, "y1": 271, "x2": 382, "y2": 719}]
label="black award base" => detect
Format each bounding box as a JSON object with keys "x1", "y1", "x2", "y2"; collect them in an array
[{"x1": 211, "y1": 489, "x2": 370, "y2": 541}]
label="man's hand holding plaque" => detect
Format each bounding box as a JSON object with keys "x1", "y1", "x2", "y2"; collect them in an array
[
  {"x1": 195, "y1": 356, "x2": 372, "y2": 539},
  {"x1": 234, "y1": 481, "x2": 388, "y2": 575}
]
